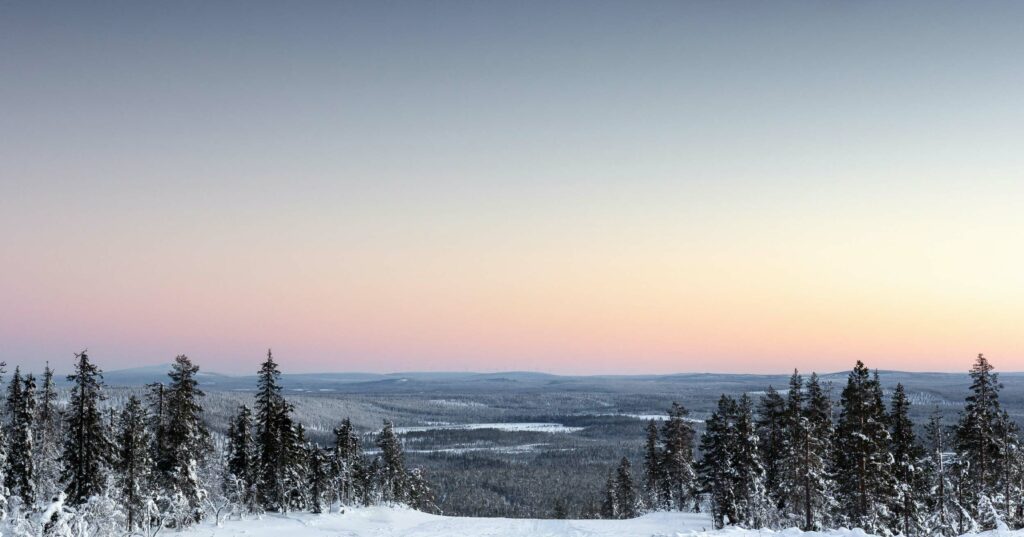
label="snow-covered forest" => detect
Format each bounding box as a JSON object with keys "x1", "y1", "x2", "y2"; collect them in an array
[{"x1": 0, "y1": 352, "x2": 1019, "y2": 537}]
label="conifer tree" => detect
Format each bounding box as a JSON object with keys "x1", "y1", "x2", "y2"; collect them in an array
[
  {"x1": 660, "y1": 402, "x2": 697, "y2": 511},
  {"x1": 890, "y1": 383, "x2": 926, "y2": 535},
  {"x1": 62, "y1": 350, "x2": 113, "y2": 506},
  {"x1": 834, "y1": 362, "x2": 895, "y2": 534},
  {"x1": 377, "y1": 420, "x2": 408, "y2": 504},
  {"x1": 332, "y1": 417, "x2": 363, "y2": 506},
  {"x1": 159, "y1": 354, "x2": 210, "y2": 523},
  {"x1": 307, "y1": 444, "x2": 330, "y2": 514},
  {"x1": 923, "y1": 409, "x2": 956, "y2": 536},
  {"x1": 733, "y1": 393, "x2": 773, "y2": 528},
  {"x1": 254, "y1": 349, "x2": 298, "y2": 512},
  {"x1": 615, "y1": 457, "x2": 638, "y2": 519},
  {"x1": 601, "y1": 470, "x2": 618, "y2": 519},
  {"x1": 6, "y1": 367, "x2": 37, "y2": 507},
  {"x1": 954, "y1": 353, "x2": 1007, "y2": 528},
  {"x1": 35, "y1": 363, "x2": 63, "y2": 505},
  {"x1": 114, "y1": 396, "x2": 153, "y2": 532},
  {"x1": 226, "y1": 404, "x2": 258, "y2": 512},
  {"x1": 0, "y1": 361, "x2": 7, "y2": 520},
  {"x1": 780, "y1": 372, "x2": 835, "y2": 530},
  {"x1": 699, "y1": 395, "x2": 738, "y2": 528},
  {"x1": 756, "y1": 386, "x2": 787, "y2": 510},
  {"x1": 642, "y1": 420, "x2": 663, "y2": 510}
]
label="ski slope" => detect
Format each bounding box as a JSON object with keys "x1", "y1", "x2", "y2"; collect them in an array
[{"x1": 179, "y1": 506, "x2": 919, "y2": 537}]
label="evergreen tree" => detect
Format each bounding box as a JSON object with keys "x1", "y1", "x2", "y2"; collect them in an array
[
  {"x1": 225, "y1": 404, "x2": 258, "y2": 512},
  {"x1": 733, "y1": 393, "x2": 773, "y2": 528},
  {"x1": 62, "y1": 350, "x2": 113, "y2": 506},
  {"x1": 642, "y1": 420, "x2": 663, "y2": 510},
  {"x1": 699, "y1": 395, "x2": 738, "y2": 528},
  {"x1": 889, "y1": 383, "x2": 927, "y2": 535},
  {"x1": 615, "y1": 457, "x2": 638, "y2": 519},
  {"x1": 308, "y1": 444, "x2": 330, "y2": 514},
  {"x1": 756, "y1": 385, "x2": 787, "y2": 510},
  {"x1": 834, "y1": 362, "x2": 895, "y2": 534},
  {"x1": 377, "y1": 420, "x2": 408, "y2": 504},
  {"x1": 600, "y1": 470, "x2": 617, "y2": 519},
  {"x1": 923, "y1": 409, "x2": 956, "y2": 536},
  {"x1": 114, "y1": 396, "x2": 153, "y2": 533},
  {"x1": 6, "y1": 367, "x2": 37, "y2": 507},
  {"x1": 332, "y1": 417, "x2": 363, "y2": 506},
  {"x1": 35, "y1": 363, "x2": 63, "y2": 505},
  {"x1": 159, "y1": 354, "x2": 210, "y2": 523},
  {"x1": 660, "y1": 402, "x2": 697, "y2": 511},
  {"x1": 780, "y1": 372, "x2": 836, "y2": 530},
  {"x1": 954, "y1": 354, "x2": 1008, "y2": 529},
  {"x1": 0, "y1": 361, "x2": 7, "y2": 520},
  {"x1": 254, "y1": 349, "x2": 292, "y2": 511}
]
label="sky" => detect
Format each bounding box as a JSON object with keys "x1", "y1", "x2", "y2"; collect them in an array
[{"x1": 3, "y1": 1, "x2": 1024, "y2": 375}]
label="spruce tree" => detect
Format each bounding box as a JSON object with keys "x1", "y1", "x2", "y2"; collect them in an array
[
  {"x1": 0, "y1": 361, "x2": 7, "y2": 520},
  {"x1": 308, "y1": 444, "x2": 330, "y2": 514},
  {"x1": 600, "y1": 470, "x2": 618, "y2": 519},
  {"x1": 954, "y1": 353, "x2": 1007, "y2": 528},
  {"x1": 642, "y1": 420, "x2": 663, "y2": 510},
  {"x1": 923, "y1": 409, "x2": 955, "y2": 536},
  {"x1": 660, "y1": 402, "x2": 696, "y2": 511},
  {"x1": 834, "y1": 362, "x2": 895, "y2": 534},
  {"x1": 6, "y1": 367, "x2": 37, "y2": 507},
  {"x1": 756, "y1": 385, "x2": 787, "y2": 510},
  {"x1": 890, "y1": 383, "x2": 926, "y2": 536},
  {"x1": 35, "y1": 363, "x2": 63, "y2": 505},
  {"x1": 62, "y1": 350, "x2": 113, "y2": 506},
  {"x1": 332, "y1": 417, "x2": 363, "y2": 506},
  {"x1": 226, "y1": 404, "x2": 259, "y2": 512},
  {"x1": 115, "y1": 396, "x2": 153, "y2": 532},
  {"x1": 615, "y1": 457, "x2": 638, "y2": 519},
  {"x1": 160, "y1": 354, "x2": 210, "y2": 523},
  {"x1": 377, "y1": 420, "x2": 407, "y2": 504},
  {"x1": 734, "y1": 393, "x2": 773, "y2": 528},
  {"x1": 699, "y1": 395, "x2": 738, "y2": 528},
  {"x1": 254, "y1": 349, "x2": 293, "y2": 511}
]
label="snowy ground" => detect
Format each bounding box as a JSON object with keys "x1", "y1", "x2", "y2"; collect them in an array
[{"x1": 179, "y1": 506, "x2": 906, "y2": 537}]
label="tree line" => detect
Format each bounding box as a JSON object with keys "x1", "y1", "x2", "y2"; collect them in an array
[
  {"x1": 603, "y1": 354, "x2": 1022, "y2": 536},
  {"x1": 0, "y1": 350, "x2": 435, "y2": 537}
]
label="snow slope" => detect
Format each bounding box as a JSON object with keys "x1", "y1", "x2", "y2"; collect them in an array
[{"x1": 179, "y1": 506, "x2": 903, "y2": 537}]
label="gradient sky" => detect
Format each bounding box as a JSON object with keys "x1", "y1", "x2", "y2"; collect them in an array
[{"x1": 3, "y1": 1, "x2": 1024, "y2": 375}]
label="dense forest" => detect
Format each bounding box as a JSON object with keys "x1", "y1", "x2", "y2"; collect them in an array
[
  {"x1": 602, "y1": 354, "x2": 1020, "y2": 537},
  {"x1": 0, "y1": 350, "x2": 435, "y2": 537}
]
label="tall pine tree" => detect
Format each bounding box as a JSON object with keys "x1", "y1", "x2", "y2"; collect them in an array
[{"x1": 62, "y1": 350, "x2": 113, "y2": 506}]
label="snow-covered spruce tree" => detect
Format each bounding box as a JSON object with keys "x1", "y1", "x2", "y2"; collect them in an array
[
  {"x1": 358, "y1": 457, "x2": 383, "y2": 506},
  {"x1": 733, "y1": 393, "x2": 773, "y2": 528},
  {"x1": 0, "y1": 360, "x2": 8, "y2": 520},
  {"x1": 834, "y1": 362, "x2": 895, "y2": 534},
  {"x1": 997, "y1": 410, "x2": 1023, "y2": 528},
  {"x1": 406, "y1": 467, "x2": 438, "y2": 513},
  {"x1": 954, "y1": 353, "x2": 1009, "y2": 528},
  {"x1": 34, "y1": 363, "x2": 64, "y2": 506},
  {"x1": 281, "y1": 421, "x2": 309, "y2": 511},
  {"x1": 332, "y1": 417, "x2": 363, "y2": 507},
  {"x1": 308, "y1": 444, "x2": 330, "y2": 514},
  {"x1": 642, "y1": 420, "x2": 663, "y2": 510},
  {"x1": 780, "y1": 372, "x2": 835, "y2": 531},
  {"x1": 62, "y1": 350, "x2": 113, "y2": 506},
  {"x1": 889, "y1": 383, "x2": 927, "y2": 536},
  {"x1": 254, "y1": 349, "x2": 296, "y2": 511},
  {"x1": 699, "y1": 395, "x2": 738, "y2": 528},
  {"x1": 158, "y1": 354, "x2": 210, "y2": 525},
  {"x1": 377, "y1": 420, "x2": 408, "y2": 504},
  {"x1": 600, "y1": 470, "x2": 618, "y2": 519},
  {"x1": 755, "y1": 385, "x2": 787, "y2": 512},
  {"x1": 226, "y1": 404, "x2": 259, "y2": 513},
  {"x1": 114, "y1": 395, "x2": 153, "y2": 533},
  {"x1": 6, "y1": 367, "x2": 37, "y2": 508},
  {"x1": 614, "y1": 457, "x2": 639, "y2": 519},
  {"x1": 923, "y1": 409, "x2": 956, "y2": 536},
  {"x1": 660, "y1": 402, "x2": 697, "y2": 511}
]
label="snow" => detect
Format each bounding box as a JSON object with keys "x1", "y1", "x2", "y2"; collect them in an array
[
  {"x1": 392, "y1": 422, "x2": 585, "y2": 434},
  {"x1": 181, "y1": 506, "x2": 999, "y2": 537},
  {"x1": 184, "y1": 506, "x2": 717, "y2": 537}
]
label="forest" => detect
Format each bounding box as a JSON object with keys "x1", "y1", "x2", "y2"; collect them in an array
[{"x1": 0, "y1": 352, "x2": 1017, "y2": 537}]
